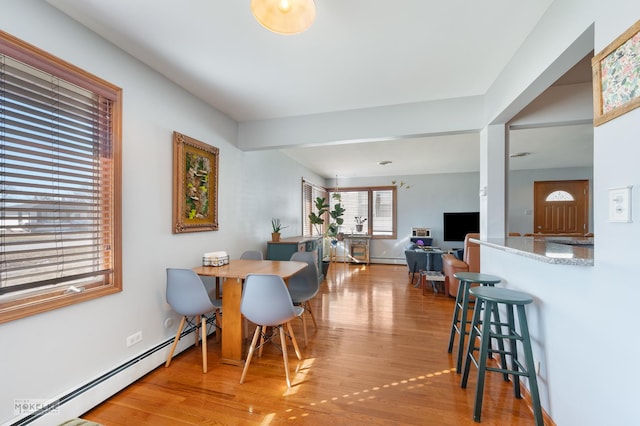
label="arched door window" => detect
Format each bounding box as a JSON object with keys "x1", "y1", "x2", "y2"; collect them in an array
[{"x1": 546, "y1": 190, "x2": 575, "y2": 202}]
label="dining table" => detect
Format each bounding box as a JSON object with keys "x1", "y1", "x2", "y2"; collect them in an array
[{"x1": 193, "y1": 259, "x2": 307, "y2": 365}]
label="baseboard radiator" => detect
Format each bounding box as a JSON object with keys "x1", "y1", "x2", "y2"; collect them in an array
[
  {"x1": 7, "y1": 321, "x2": 212, "y2": 426},
  {"x1": 370, "y1": 257, "x2": 406, "y2": 265}
]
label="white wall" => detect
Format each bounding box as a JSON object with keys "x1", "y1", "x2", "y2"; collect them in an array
[
  {"x1": 335, "y1": 172, "x2": 480, "y2": 261},
  {"x1": 0, "y1": 1, "x2": 324, "y2": 424},
  {"x1": 479, "y1": 1, "x2": 640, "y2": 425}
]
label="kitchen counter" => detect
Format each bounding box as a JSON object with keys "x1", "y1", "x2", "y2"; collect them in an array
[{"x1": 472, "y1": 236, "x2": 594, "y2": 266}]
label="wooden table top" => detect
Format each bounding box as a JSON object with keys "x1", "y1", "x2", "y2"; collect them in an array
[{"x1": 193, "y1": 259, "x2": 306, "y2": 280}]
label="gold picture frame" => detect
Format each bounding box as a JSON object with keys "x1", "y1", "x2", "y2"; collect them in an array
[
  {"x1": 592, "y1": 19, "x2": 640, "y2": 126},
  {"x1": 172, "y1": 131, "x2": 219, "y2": 233}
]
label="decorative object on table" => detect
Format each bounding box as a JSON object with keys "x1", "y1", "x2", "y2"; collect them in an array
[
  {"x1": 354, "y1": 216, "x2": 367, "y2": 232},
  {"x1": 202, "y1": 251, "x2": 229, "y2": 266},
  {"x1": 592, "y1": 19, "x2": 640, "y2": 126},
  {"x1": 271, "y1": 218, "x2": 288, "y2": 242},
  {"x1": 412, "y1": 227, "x2": 431, "y2": 237},
  {"x1": 172, "y1": 132, "x2": 219, "y2": 233}
]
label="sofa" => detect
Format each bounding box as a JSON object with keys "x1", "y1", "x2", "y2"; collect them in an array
[{"x1": 441, "y1": 233, "x2": 480, "y2": 297}]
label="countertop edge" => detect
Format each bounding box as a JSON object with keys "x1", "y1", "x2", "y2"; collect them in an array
[{"x1": 471, "y1": 237, "x2": 594, "y2": 266}]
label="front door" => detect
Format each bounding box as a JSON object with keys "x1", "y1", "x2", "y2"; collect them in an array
[{"x1": 533, "y1": 180, "x2": 589, "y2": 234}]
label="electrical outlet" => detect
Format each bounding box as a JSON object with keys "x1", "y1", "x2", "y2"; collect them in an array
[
  {"x1": 164, "y1": 317, "x2": 174, "y2": 329},
  {"x1": 126, "y1": 331, "x2": 142, "y2": 347}
]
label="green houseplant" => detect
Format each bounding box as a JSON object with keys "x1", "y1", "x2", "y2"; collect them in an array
[
  {"x1": 271, "y1": 218, "x2": 288, "y2": 242},
  {"x1": 308, "y1": 196, "x2": 345, "y2": 269}
]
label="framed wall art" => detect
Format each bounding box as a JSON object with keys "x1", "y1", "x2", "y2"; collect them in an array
[
  {"x1": 172, "y1": 131, "x2": 219, "y2": 233},
  {"x1": 592, "y1": 19, "x2": 640, "y2": 126}
]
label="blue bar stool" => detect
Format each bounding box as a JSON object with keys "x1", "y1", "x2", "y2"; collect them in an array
[
  {"x1": 447, "y1": 272, "x2": 502, "y2": 374},
  {"x1": 460, "y1": 286, "x2": 543, "y2": 425}
]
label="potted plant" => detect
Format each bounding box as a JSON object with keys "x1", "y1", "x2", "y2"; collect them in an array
[
  {"x1": 308, "y1": 196, "x2": 345, "y2": 271},
  {"x1": 271, "y1": 218, "x2": 288, "y2": 242},
  {"x1": 354, "y1": 216, "x2": 367, "y2": 232}
]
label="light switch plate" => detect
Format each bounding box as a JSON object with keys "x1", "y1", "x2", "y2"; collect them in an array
[{"x1": 608, "y1": 186, "x2": 632, "y2": 222}]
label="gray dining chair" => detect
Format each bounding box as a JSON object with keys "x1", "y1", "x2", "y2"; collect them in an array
[
  {"x1": 288, "y1": 251, "x2": 320, "y2": 346},
  {"x1": 240, "y1": 250, "x2": 264, "y2": 260},
  {"x1": 165, "y1": 268, "x2": 222, "y2": 373},
  {"x1": 404, "y1": 249, "x2": 427, "y2": 285},
  {"x1": 240, "y1": 274, "x2": 303, "y2": 387}
]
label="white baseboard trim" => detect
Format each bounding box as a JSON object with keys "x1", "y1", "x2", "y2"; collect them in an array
[
  {"x1": 5, "y1": 324, "x2": 208, "y2": 426},
  {"x1": 370, "y1": 257, "x2": 406, "y2": 265}
]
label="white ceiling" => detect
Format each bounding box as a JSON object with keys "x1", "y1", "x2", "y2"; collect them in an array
[{"x1": 45, "y1": 0, "x2": 593, "y2": 178}]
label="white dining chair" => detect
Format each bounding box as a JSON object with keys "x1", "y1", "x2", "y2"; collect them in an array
[
  {"x1": 165, "y1": 268, "x2": 222, "y2": 373},
  {"x1": 240, "y1": 274, "x2": 303, "y2": 387},
  {"x1": 288, "y1": 251, "x2": 320, "y2": 346},
  {"x1": 240, "y1": 250, "x2": 263, "y2": 260}
]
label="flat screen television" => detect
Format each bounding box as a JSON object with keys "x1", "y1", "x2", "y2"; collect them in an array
[{"x1": 443, "y1": 212, "x2": 480, "y2": 242}]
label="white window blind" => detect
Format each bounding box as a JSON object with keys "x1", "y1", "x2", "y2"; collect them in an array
[
  {"x1": 1, "y1": 53, "x2": 116, "y2": 296},
  {"x1": 331, "y1": 190, "x2": 368, "y2": 233},
  {"x1": 302, "y1": 179, "x2": 327, "y2": 236}
]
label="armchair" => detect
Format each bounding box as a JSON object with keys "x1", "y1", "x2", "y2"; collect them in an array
[{"x1": 442, "y1": 233, "x2": 480, "y2": 297}]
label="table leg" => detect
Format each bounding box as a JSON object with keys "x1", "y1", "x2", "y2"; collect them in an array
[{"x1": 221, "y1": 277, "x2": 244, "y2": 365}]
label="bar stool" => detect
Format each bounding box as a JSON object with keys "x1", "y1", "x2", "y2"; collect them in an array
[
  {"x1": 447, "y1": 272, "x2": 502, "y2": 374},
  {"x1": 460, "y1": 286, "x2": 543, "y2": 426}
]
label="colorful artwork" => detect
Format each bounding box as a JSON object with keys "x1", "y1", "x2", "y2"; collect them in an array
[
  {"x1": 172, "y1": 132, "x2": 219, "y2": 233},
  {"x1": 185, "y1": 152, "x2": 211, "y2": 220},
  {"x1": 600, "y1": 31, "x2": 640, "y2": 113},
  {"x1": 593, "y1": 20, "x2": 640, "y2": 126}
]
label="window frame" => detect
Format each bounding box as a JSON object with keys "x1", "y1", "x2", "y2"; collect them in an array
[
  {"x1": 328, "y1": 185, "x2": 397, "y2": 239},
  {"x1": 0, "y1": 30, "x2": 122, "y2": 324},
  {"x1": 302, "y1": 179, "x2": 398, "y2": 240}
]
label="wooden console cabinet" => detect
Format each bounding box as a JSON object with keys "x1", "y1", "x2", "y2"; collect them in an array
[{"x1": 344, "y1": 235, "x2": 371, "y2": 264}]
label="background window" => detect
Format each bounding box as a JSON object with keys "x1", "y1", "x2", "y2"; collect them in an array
[{"x1": 328, "y1": 186, "x2": 396, "y2": 238}]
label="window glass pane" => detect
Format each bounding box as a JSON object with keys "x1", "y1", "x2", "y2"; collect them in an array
[
  {"x1": 332, "y1": 190, "x2": 367, "y2": 234},
  {"x1": 546, "y1": 190, "x2": 574, "y2": 202},
  {"x1": 372, "y1": 189, "x2": 394, "y2": 235}
]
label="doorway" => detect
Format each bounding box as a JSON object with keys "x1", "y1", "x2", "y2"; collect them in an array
[{"x1": 533, "y1": 180, "x2": 589, "y2": 234}]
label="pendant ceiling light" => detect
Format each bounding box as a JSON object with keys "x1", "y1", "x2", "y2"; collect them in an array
[{"x1": 251, "y1": 0, "x2": 317, "y2": 35}]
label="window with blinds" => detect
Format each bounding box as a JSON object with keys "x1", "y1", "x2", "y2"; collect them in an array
[
  {"x1": 302, "y1": 179, "x2": 327, "y2": 236},
  {"x1": 0, "y1": 31, "x2": 122, "y2": 323},
  {"x1": 328, "y1": 186, "x2": 396, "y2": 237}
]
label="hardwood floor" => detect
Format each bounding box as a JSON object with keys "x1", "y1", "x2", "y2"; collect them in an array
[{"x1": 83, "y1": 263, "x2": 539, "y2": 425}]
